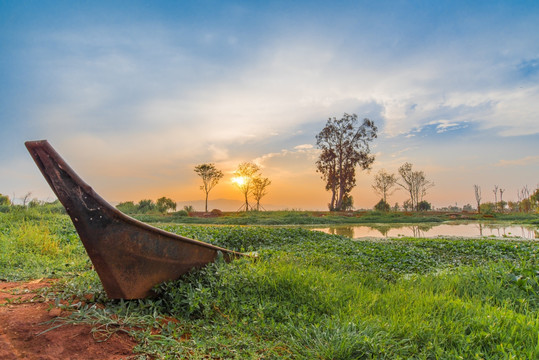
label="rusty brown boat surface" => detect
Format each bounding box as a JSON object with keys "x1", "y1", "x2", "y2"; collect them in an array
[{"x1": 25, "y1": 140, "x2": 243, "y2": 299}]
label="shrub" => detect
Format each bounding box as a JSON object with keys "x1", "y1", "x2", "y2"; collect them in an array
[
  {"x1": 374, "y1": 199, "x2": 390, "y2": 212},
  {"x1": 172, "y1": 210, "x2": 189, "y2": 217},
  {"x1": 417, "y1": 200, "x2": 432, "y2": 211}
]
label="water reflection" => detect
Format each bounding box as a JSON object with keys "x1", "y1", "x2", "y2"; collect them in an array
[{"x1": 314, "y1": 223, "x2": 538, "y2": 240}]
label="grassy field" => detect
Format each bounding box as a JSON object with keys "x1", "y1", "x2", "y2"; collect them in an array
[
  {"x1": 134, "y1": 209, "x2": 539, "y2": 226},
  {"x1": 2, "y1": 209, "x2": 539, "y2": 358}
]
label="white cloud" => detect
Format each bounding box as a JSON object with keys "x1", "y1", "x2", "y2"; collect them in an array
[{"x1": 294, "y1": 144, "x2": 313, "y2": 151}]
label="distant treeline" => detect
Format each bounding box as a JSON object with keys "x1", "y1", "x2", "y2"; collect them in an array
[
  {"x1": 116, "y1": 197, "x2": 189, "y2": 216},
  {"x1": 0, "y1": 193, "x2": 65, "y2": 214}
]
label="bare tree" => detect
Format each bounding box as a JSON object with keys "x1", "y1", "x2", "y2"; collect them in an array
[
  {"x1": 233, "y1": 162, "x2": 260, "y2": 211},
  {"x1": 252, "y1": 177, "x2": 271, "y2": 211},
  {"x1": 372, "y1": 169, "x2": 398, "y2": 203},
  {"x1": 474, "y1": 185, "x2": 482, "y2": 213},
  {"x1": 492, "y1": 185, "x2": 499, "y2": 212},
  {"x1": 499, "y1": 188, "x2": 505, "y2": 212},
  {"x1": 518, "y1": 185, "x2": 529, "y2": 202},
  {"x1": 21, "y1": 192, "x2": 32, "y2": 207},
  {"x1": 397, "y1": 162, "x2": 434, "y2": 211},
  {"x1": 315, "y1": 113, "x2": 377, "y2": 211},
  {"x1": 519, "y1": 185, "x2": 532, "y2": 213},
  {"x1": 194, "y1": 163, "x2": 224, "y2": 212}
]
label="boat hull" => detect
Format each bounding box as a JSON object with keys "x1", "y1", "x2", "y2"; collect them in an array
[{"x1": 25, "y1": 140, "x2": 242, "y2": 299}]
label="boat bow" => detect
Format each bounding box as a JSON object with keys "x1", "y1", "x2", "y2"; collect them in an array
[{"x1": 25, "y1": 140, "x2": 242, "y2": 299}]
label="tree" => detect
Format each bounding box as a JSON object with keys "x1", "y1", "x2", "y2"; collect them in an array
[
  {"x1": 507, "y1": 201, "x2": 519, "y2": 212},
  {"x1": 480, "y1": 202, "x2": 495, "y2": 214},
  {"x1": 473, "y1": 185, "x2": 482, "y2": 213},
  {"x1": 252, "y1": 177, "x2": 271, "y2": 211},
  {"x1": 194, "y1": 163, "x2": 224, "y2": 212},
  {"x1": 0, "y1": 193, "x2": 10, "y2": 206},
  {"x1": 417, "y1": 200, "x2": 432, "y2": 211},
  {"x1": 137, "y1": 199, "x2": 156, "y2": 213},
  {"x1": 403, "y1": 199, "x2": 412, "y2": 211},
  {"x1": 233, "y1": 162, "x2": 261, "y2": 211},
  {"x1": 341, "y1": 195, "x2": 354, "y2": 211},
  {"x1": 156, "y1": 196, "x2": 176, "y2": 213},
  {"x1": 21, "y1": 192, "x2": 32, "y2": 207},
  {"x1": 499, "y1": 188, "x2": 505, "y2": 212},
  {"x1": 397, "y1": 162, "x2": 434, "y2": 211},
  {"x1": 372, "y1": 169, "x2": 398, "y2": 203},
  {"x1": 116, "y1": 201, "x2": 137, "y2": 214},
  {"x1": 492, "y1": 185, "x2": 499, "y2": 212},
  {"x1": 531, "y1": 187, "x2": 539, "y2": 211},
  {"x1": 374, "y1": 198, "x2": 390, "y2": 212},
  {"x1": 315, "y1": 113, "x2": 377, "y2": 211}
]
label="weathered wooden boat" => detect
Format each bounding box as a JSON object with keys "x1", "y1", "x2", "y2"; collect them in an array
[{"x1": 25, "y1": 140, "x2": 243, "y2": 299}]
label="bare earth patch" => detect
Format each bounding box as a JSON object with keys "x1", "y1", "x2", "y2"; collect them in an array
[{"x1": 0, "y1": 279, "x2": 138, "y2": 360}]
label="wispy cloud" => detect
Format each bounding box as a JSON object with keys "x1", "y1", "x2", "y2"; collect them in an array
[
  {"x1": 2, "y1": 1, "x2": 538, "y2": 209},
  {"x1": 495, "y1": 155, "x2": 539, "y2": 167}
]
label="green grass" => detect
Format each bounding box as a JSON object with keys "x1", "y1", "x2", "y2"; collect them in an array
[
  {"x1": 0, "y1": 211, "x2": 89, "y2": 281},
  {"x1": 131, "y1": 209, "x2": 539, "y2": 226},
  {"x1": 2, "y1": 211, "x2": 539, "y2": 358},
  {"x1": 132, "y1": 210, "x2": 448, "y2": 225}
]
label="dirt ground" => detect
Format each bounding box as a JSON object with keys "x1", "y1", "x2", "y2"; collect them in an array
[{"x1": 0, "y1": 279, "x2": 138, "y2": 360}]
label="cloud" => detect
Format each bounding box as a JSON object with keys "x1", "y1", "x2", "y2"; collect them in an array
[
  {"x1": 495, "y1": 155, "x2": 539, "y2": 167},
  {"x1": 294, "y1": 144, "x2": 313, "y2": 151},
  {"x1": 27, "y1": 13, "x2": 539, "y2": 167},
  {"x1": 253, "y1": 144, "x2": 319, "y2": 172}
]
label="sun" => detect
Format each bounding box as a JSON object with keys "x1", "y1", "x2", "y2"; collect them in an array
[{"x1": 231, "y1": 176, "x2": 246, "y2": 186}]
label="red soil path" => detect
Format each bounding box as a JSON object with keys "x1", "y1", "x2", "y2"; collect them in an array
[{"x1": 0, "y1": 279, "x2": 138, "y2": 359}]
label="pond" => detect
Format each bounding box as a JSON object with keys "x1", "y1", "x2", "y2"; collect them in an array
[{"x1": 312, "y1": 223, "x2": 539, "y2": 240}]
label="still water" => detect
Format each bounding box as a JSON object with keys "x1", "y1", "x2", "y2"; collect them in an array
[{"x1": 312, "y1": 223, "x2": 538, "y2": 240}]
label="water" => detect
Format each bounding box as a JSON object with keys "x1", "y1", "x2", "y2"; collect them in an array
[{"x1": 312, "y1": 223, "x2": 538, "y2": 240}]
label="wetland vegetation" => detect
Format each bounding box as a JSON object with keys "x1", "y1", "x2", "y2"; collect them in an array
[{"x1": 2, "y1": 207, "x2": 539, "y2": 358}]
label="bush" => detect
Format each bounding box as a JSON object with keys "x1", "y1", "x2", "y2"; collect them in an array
[
  {"x1": 374, "y1": 199, "x2": 390, "y2": 212},
  {"x1": 0, "y1": 193, "x2": 10, "y2": 206},
  {"x1": 417, "y1": 200, "x2": 432, "y2": 211},
  {"x1": 172, "y1": 210, "x2": 189, "y2": 217}
]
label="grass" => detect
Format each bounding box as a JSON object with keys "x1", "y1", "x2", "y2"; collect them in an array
[
  {"x1": 2, "y1": 210, "x2": 539, "y2": 358},
  {"x1": 0, "y1": 210, "x2": 89, "y2": 281},
  {"x1": 130, "y1": 209, "x2": 539, "y2": 226}
]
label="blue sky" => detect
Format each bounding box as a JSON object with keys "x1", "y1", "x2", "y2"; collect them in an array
[{"x1": 1, "y1": 1, "x2": 538, "y2": 210}]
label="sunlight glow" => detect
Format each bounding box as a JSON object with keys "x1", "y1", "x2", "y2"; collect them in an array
[{"x1": 231, "y1": 176, "x2": 246, "y2": 186}]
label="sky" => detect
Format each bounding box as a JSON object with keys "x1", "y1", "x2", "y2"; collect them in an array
[{"x1": 1, "y1": 0, "x2": 538, "y2": 211}]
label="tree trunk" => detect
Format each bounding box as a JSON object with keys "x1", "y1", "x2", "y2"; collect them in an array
[{"x1": 329, "y1": 180, "x2": 337, "y2": 210}]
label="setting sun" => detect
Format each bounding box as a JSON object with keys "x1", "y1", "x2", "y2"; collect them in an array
[{"x1": 231, "y1": 176, "x2": 246, "y2": 187}]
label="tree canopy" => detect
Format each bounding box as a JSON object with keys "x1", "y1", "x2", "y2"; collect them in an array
[
  {"x1": 233, "y1": 162, "x2": 261, "y2": 211},
  {"x1": 156, "y1": 197, "x2": 176, "y2": 213},
  {"x1": 252, "y1": 177, "x2": 271, "y2": 211},
  {"x1": 194, "y1": 163, "x2": 224, "y2": 212},
  {"x1": 397, "y1": 162, "x2": 434, "y2": 211},
  {"x1": 372, "y1": 169, "x2": 398, "y2": 203},
  {"x1": 315, "y1": 113, "x2": 377, "y2": 211}
]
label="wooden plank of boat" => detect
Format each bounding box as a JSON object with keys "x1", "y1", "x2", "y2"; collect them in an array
[{"x1": 25, "y1": 140, "x2": 244, "y2": 299}]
